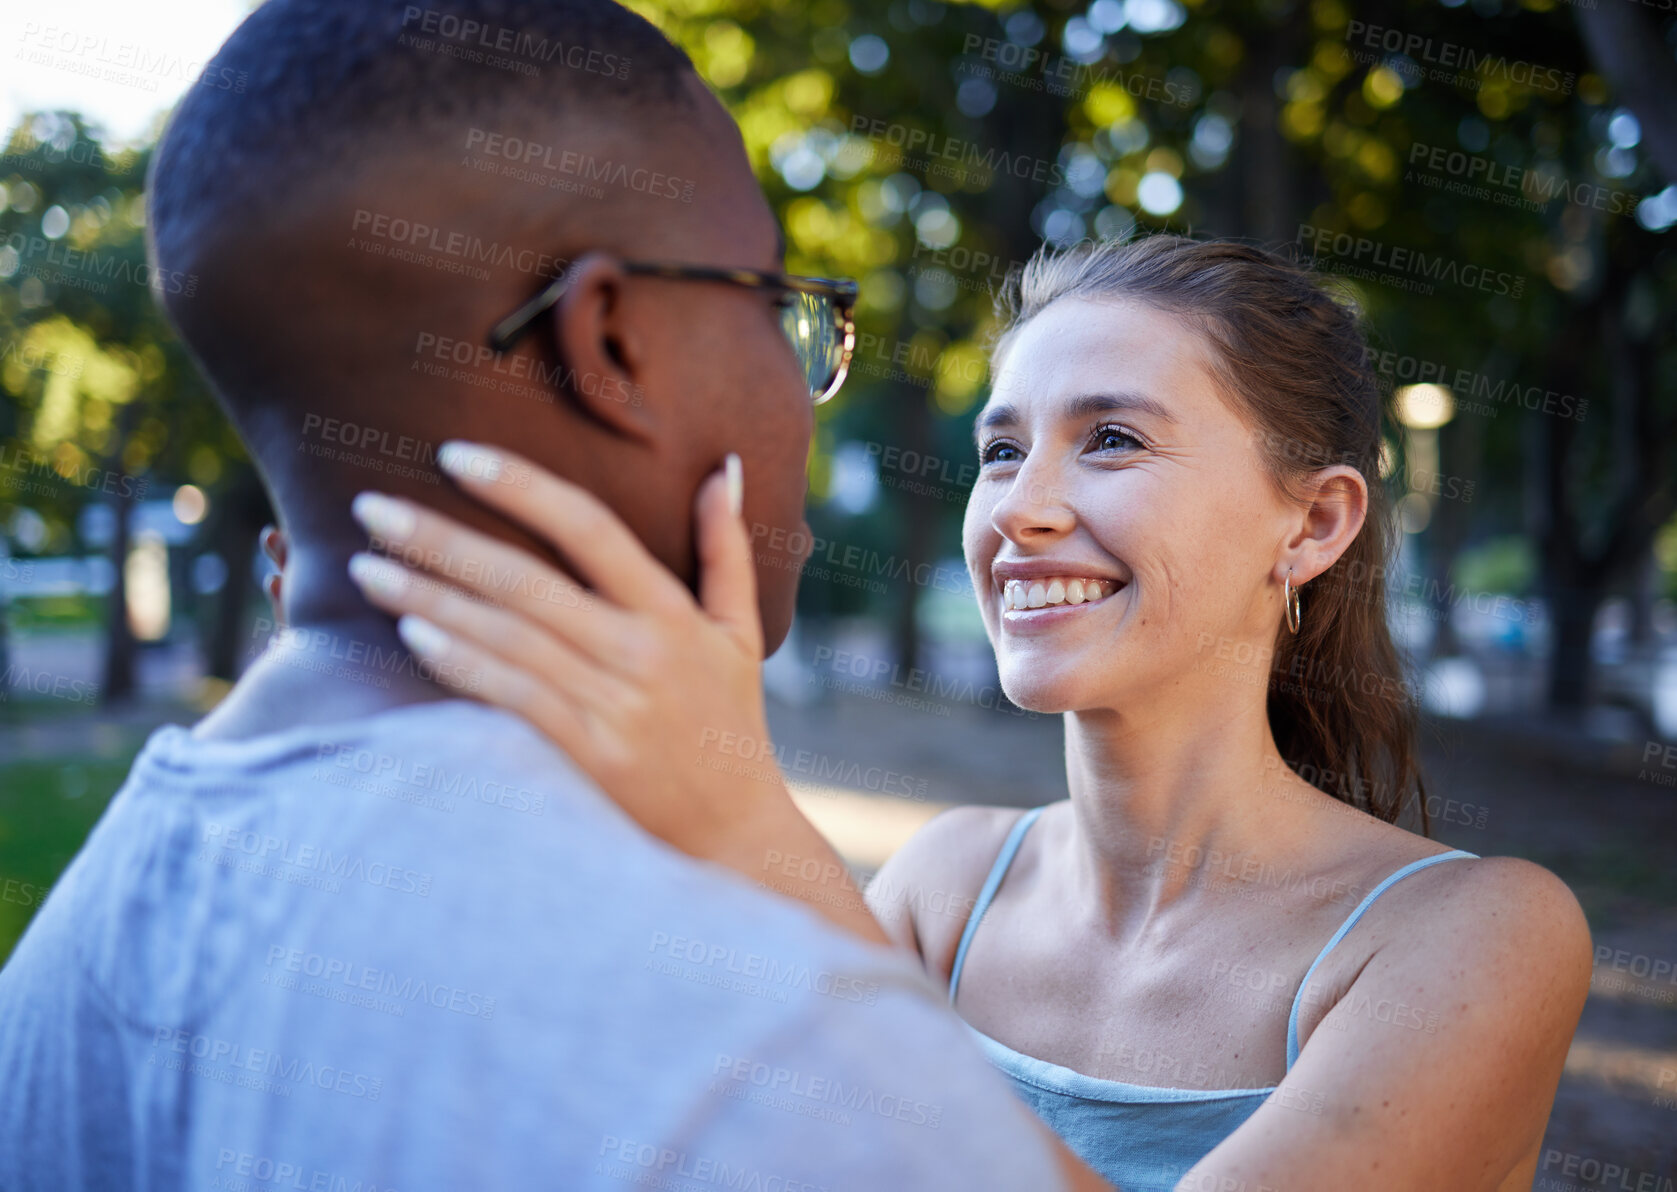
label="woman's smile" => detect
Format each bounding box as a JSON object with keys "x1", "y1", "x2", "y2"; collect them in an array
[{"x1": 997, "y1": 575, "x2": 1127, "y2": 631}]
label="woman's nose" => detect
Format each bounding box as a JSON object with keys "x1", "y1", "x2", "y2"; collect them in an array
[{"x1": 990, "y1": 465, "x2": 1075, "y2": 542}]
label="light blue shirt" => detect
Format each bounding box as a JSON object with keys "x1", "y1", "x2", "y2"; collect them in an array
[{"x1": 0, "y1": 701, "x2": 1065, "y2": 1191}]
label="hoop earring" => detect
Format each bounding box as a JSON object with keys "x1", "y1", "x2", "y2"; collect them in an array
[{"x1": 1284, "y1": 568, "x2": 1302, "y2": 634}]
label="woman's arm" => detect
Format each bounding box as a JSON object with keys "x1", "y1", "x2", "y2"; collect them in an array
[{"x1": 1177, "y1": 856, "x2": 1592, "y2": 1191}]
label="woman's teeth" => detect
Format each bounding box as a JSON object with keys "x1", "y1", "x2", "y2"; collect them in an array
[{"x1": 1002, "y1": 578, "x2": 1119, "y2": 611}]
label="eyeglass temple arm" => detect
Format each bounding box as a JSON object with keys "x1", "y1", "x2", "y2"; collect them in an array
[{"x1": 488, "y1": 272, "x2": 572, "y2": 352}]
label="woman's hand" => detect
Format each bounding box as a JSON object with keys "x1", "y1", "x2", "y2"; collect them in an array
[{"x1": 343, "y1": 441, "x2": 889, "y2": 946}]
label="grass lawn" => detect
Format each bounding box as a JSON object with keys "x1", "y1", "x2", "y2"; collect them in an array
[{"x1": 0, "y1": 754, "x2": 136, "y2": 964}]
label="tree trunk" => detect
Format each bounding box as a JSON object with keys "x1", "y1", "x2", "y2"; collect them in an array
[
  {"x1": 203, "y1": 464, "x2": 270, "y2": 680},
  {"x1": 1574, "y1": 2, "x2": 1677, "y2": 186},
  {"x1": 100, "y1": 461, "x2": 137, "y2": 704},
  {"x1": 1546, "y1": 581, "x2": 1605, "y2": 708},
  {"x1": 889, "y1": 387, "x2": 935, "y2": 674},
  {"x1": 1237, "y1": 22, "x2": 1300, "y2": 245}
]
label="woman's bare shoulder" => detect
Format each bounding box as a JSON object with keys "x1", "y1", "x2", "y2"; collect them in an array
[
  {"x1": 865, "y1": 803, "x2": 1044, "y2": 982},
  {"x1": 1330, "y1": 805, "x2": 1593, "y2": 990}
]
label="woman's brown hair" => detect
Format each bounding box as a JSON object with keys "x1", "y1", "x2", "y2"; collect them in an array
[{"x1": 992, "y1": 234, "x2": 1427, "y2": 829}]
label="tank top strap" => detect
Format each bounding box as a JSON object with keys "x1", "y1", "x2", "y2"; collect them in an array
[
  {"x1": 948, "y1": 805, "x2": 1047, "y2": 1004},
  {"x1": 1285, "y1": 848, "x2": 1479, "y2": 1067}
]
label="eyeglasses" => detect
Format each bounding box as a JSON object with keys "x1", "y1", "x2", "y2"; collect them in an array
[{"x1": 488, "y1": 260, "x2": 859, "y2": 405}]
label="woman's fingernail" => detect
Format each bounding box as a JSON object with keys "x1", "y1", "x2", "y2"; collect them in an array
[
  {"x1": 348, "y1": 552, "x2": 408, "y2": 600},
  {"x1": 351, "y1": 492, "x2": 416, "y2": 543},
  {"x1": 439, "y1": 440, "x2": 503, "y2": 483},
  {"x1": 724, "y1": 452, "x2": 743, "y2": 517},
  {"x1": 397, "y1": 614, "x2": 450, "y2": 660}
]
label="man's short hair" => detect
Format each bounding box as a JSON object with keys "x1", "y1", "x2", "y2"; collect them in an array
[
  {"x1": 146, "y1": 0, "x2": 699, "y2": 472},
  {"x1": 150, "y1": 0, "x2": 695, "y2": 273}
]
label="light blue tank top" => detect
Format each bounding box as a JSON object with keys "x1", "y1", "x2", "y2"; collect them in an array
[{"x1": 948, "y1": 804, "x2": 1478, "y2": 1192}]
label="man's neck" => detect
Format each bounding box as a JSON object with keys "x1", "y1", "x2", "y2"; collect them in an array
[{"x1": 194, "y1": 556, "x2": 450, "y2": 741}]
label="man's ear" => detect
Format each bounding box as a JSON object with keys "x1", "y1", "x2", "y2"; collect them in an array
[
  {"x1": 547, "y1": 251, "x2": 658, "y2": 441},
  {"x1": 1280, "y1": 464, "x2": 1369, "y2": 586}
]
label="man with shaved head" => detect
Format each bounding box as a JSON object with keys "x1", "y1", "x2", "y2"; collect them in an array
[{"x1": 0, "y1": 2, "x2": 1093, "y2": 1189}]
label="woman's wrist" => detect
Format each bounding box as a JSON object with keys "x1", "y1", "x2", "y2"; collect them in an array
[{"x1": 698, "y1": 781, "x2": 893, "y2": 947}]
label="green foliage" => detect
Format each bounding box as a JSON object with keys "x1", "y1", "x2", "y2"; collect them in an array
[
  {"x1": 0, "y1": 754, "x2": 133, "y2": 965},
  {"x1": 1, "y1": 112, "x2": 246, "y2": 559},
  {"x1": 2, "y1": 0, "x2": 1672, "y2": 664},
  {"x1": 1453, "y1": 534, "x2": 1536, "y2": 596}
]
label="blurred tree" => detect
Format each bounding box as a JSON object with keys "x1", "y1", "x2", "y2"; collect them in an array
[
  {"x1": 4, "y1": 0, "x2": 1673, "y2": 716},
  {"x1": 633, "y1": 0, "x2": 1675, "y2": 711},
  {"x1": 0, "y1": 113, "x2": 261, "y2": 700}
]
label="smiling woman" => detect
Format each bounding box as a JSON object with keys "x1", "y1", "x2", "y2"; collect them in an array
[
  {"x1": 972, "y1": 236, "x2": 1412, "y2": 823},
  {"x1": 340, "y1": 234, "x2": 1593, "y2": 1192}
]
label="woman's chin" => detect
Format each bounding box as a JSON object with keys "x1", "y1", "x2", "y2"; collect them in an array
[{"x1": 997, "y1": 667, "x2": 1084, "y2": 715}]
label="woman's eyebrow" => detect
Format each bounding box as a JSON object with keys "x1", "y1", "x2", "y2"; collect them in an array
[
  {"x1": 974, "y1": 392, "x2": 1176, "y2": 447},
  {"x1": 974, "y1": 402, "x2": 1018, "y2": 445},
  {"x1": 1063, "y1": 392, "x2": 1177, "y2": 424}
]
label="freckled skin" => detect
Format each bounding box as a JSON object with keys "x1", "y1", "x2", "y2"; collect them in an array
[{"x1": 866, "y1": 292, "x2": 1594, "y2": 1191}]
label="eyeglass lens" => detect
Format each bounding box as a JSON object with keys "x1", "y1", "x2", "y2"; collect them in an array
[{"x1": 778, "y1": 291, "x2": 841, "y2": 400}]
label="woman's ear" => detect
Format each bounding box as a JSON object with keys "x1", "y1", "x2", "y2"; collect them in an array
[
  {"x1": 545, "y1": 252, "x2": 658, "y2": 442},
  {"x1": 1281, "y1": 464, "x2": 1368, "y2": 585}
]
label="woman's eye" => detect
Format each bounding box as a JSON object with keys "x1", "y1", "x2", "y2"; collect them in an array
[
  {"x1": 1089, "y1": 424, "x2": 1142, "y2": 453},
  {"x1": 981, "y1": 440, "x2": 1022, "y2": 464}
]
